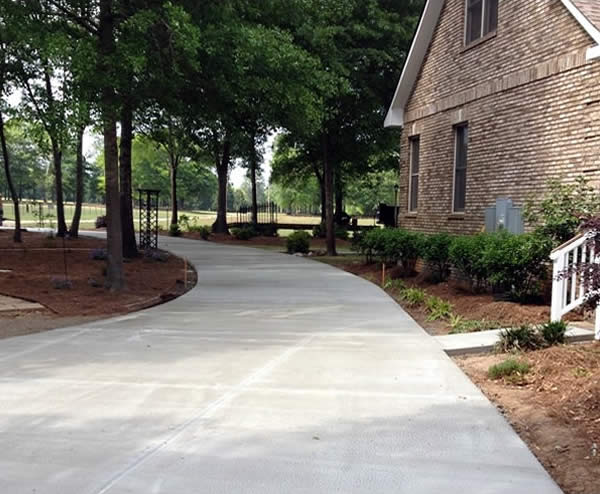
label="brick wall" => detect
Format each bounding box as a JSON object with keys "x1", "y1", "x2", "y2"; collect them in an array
[{"x1": 399, "y1": 0, "x2": 600, "y2": 235}]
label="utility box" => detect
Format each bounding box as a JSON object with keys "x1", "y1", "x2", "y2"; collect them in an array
[{"x1": 485, "y1": 199, "x2": 524, "y2": 234}]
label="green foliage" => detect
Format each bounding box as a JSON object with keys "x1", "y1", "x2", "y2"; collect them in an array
[
  {"x1": 169, "y1": 223, "x2": 182, "y2": 237},
  {"x1": 541, "y1": 320, "x2": 568, "y2": 345},
  {"x1": 383, "y1": 278, "x2": 407, "y2": 292},
  {"x1": 231, "y1": 226, "x2": 258, "y2": 241},
  {"x1": 488, "y1": 358, "x2": 531, "y2": 381},
  {"x1": 422, "y1": 233, "x2": 453, "y2": 283},
  {"x1": 286, "y1": 231, "x2": 311, "y2": 254},
  {"x1": 360, "y1": 228, "x2": 424, "y2": 273},
  {"x1": 448, "y1": 232, "x2": 552, "y2": 301},
  {"x1": 425, "y1": 296, "x2": 454, "y2": 321},
  {"x1": 179, "y1": 214, "x2": 211, "y2": 239},
  {"x1": 448, "y1": 233, "x2": 490, "y2": 290},
  {"x1": 481, "y1": 232, "x2": 552, "y2": 302},
  {"x1": 449, "y1": 316, "x2": 500, "y2": 334},
  {"x1": 497, "y1": 326, "x2": 545, "y2": 353},
  {"x1": 400, "y1": 288, "x2": 426, "y2": 307},
  {"x1": 255, "y1": 224, "x2": 279, "y2": 238},
  {"x1": 524, "y1": 176, "x2": 600, "y2": 245}
]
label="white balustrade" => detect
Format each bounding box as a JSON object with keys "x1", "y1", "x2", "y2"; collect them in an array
[{"x1": 550, "y1": 232, "x2": 600, "y2": 340}]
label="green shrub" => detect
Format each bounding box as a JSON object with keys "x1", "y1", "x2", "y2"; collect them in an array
[
  {"x1": 488, "y1": 358, "x2": 531, "y2": 381},
  {"x1": 383, "y1": 278, "x2": 407, "y2": 292},
  {"x1": 287, "y1": 231, "x2": 311, "y2": 254},
  {"x1": 524, "y1": 176, "x2": 600, "y2": 245},
  {"x1": 425, "y1": 296, "x2": 454, "y2": 321},
  {"x1": 497, "y1": 325, "x2": 545, "y2": 353},
  {"x1": 400, "y1": 287, "x2": 426, "y2": 307},
  {"x1": 313, "y1": 223, "x2": 349, "y2": 240},
  {"x1": 448, "y1": 233, "x2": 490, "y2": 290},
  {"x1": 256, "y1": 224, "x2": 279, "y2": 237},
  {"x1": 541, "y1": 320, "x2": 568, "y2": 345},
  {"x1": 231, "y1": 226, "x2": 258, "y2": 241},
  {"x1": 169, "y1": 223, "x2": 182, "y2": 237},
  {"x1": 193, "y1": 225, "x2": 211, "y2": 240},
  {"x1": 481, "y1": 232, "x2": 552, "y2": 302},
  {"x1": 360, "y1": 228, "x2": 424, "y2": 274},
  {"x1": 422, "y1": 233, "x2": 453, "y2": 282}
]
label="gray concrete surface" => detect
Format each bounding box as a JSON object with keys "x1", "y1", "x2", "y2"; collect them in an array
[
  {"x1": 0, "y1": 236, "x2": 563, "y2": 493},
  {"x1": 437, "y1": 326, "x2": 596, "y2": 356}
]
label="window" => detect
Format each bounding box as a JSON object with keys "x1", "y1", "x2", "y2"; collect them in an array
[
  {"x1": 466, "y1": 0, "x2": 498, "y2": 44},
  {"x1": 409, "y1": 137, "x2": 420, "y2": 212},
  {"x1": 453, "y1": 125, "x2": 468, "y2": 213}
]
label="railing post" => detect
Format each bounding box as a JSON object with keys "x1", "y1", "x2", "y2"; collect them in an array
[
  {"x1": 596, "y1": 304, "x2": 600, "y2": 341},
  {"x1": 551, "y1": 253, "x2": 565, "y2": 322}
]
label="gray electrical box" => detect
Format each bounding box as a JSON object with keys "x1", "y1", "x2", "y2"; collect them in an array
[{"x1": 485, "y1": 198, "x2": 524, "y2": 234}]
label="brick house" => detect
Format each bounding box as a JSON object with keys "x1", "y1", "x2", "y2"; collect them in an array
[{"x1": 385, "y1": 0, "x2": 600, "y2": 235}]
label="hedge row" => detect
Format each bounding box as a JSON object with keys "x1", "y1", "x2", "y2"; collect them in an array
[{"x1": 353, "y1": 229, "x2": 553, "y2": 302}]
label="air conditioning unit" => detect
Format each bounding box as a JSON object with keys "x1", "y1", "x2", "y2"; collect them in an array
[{"x1": 485, "y1": 198, "x2": 524, "y2": 234}]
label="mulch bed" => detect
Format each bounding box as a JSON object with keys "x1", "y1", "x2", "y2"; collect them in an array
[
  {"x1": 457, "y1": 344, "x2": 600, "y2": 494},
  {"x1": 0, "y1": 231, "x2": 194, "y2": 329}
]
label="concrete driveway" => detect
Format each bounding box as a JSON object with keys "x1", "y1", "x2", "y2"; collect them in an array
[{"x1": 0, "y1": 237, "x2": 562, "y2": 493}]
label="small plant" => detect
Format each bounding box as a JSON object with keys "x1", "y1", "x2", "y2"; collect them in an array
[
  {"x1": 400, "y1": 287, "x2": 426, "y2": 307},
  {"x1": 449, "y1": 317, "x2": 501, "y2": 334},
  {"x1": 231, "y1": 226, "x2": 258, "y2": 241},
  {"x1": 196, "y1": 225, "x2": 211, "y2": 240},
  {"x1": 383, "y1": 278, "x2": 406, "y2": 292},
  {"x1": 488, "y1": 358, "x2": 531, "y2": 381},
  {"x1": 497, "y1": 325, "x2": 544, "y2": 353},
  {"x1": 95, "y1": 216, "x2": 107, "y2": 229},
  {"x1": 51, "y1": 276, "x2": 72, "y2": 290},
  {"x1": 287, "y1": 231, "x2": 311, "y2": 254},
  {"x1": 425, "y1": 296, "x2": 454, "y2": 321},
  {"x1": 144, "y1": 249, "x2": 169, "y2": 263},
  {"x1": 541, "y1": 320, "x2": 568, "y2": 345},
  {"x1": 169, "y1": 223, "x2": 182, "y2": 237},
  {"x1": 90, "y1": 248, "x2": 108, "y2": 261}
]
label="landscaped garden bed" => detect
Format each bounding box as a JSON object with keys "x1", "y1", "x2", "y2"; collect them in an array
[
  {"x1": 457, "y1": 343, "x2": 600, "y2": 494},
  {"x1": 0, "y1": 230, "x2": 195, "y2": 339}
]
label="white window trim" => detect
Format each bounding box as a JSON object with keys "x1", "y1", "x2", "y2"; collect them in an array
[
  {"x1": 452, "y1": 124, "x2": 468, "y2": 214},
  {"x1": 408, "y1": 137, "x2": 420, "y2": 213}
]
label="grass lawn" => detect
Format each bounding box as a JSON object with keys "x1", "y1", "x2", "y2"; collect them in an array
[{"x1": 1, "y1": 201, "x2": 375, "y2": 233}]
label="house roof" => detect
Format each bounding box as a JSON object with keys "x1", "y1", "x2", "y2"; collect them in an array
[{"x1": 384, "y1": 0, "x2": 600, "y2": 128}]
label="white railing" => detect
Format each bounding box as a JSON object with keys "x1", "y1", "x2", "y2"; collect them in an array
[{"x1": 550, "y1": 232, "x2": 600, "y2": 340}]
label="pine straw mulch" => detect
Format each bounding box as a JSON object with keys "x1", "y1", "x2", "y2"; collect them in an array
[
  {"x1": 0, "y1": 230, "x2": 195, "y2": 339},
  {"x1": 457, "y1": 344, "x2": 600, "y2": 494}
]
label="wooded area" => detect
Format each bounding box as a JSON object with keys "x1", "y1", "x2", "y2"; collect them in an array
[{"x1": 0, "y1": 0, "x2": 423, "y2": 290}]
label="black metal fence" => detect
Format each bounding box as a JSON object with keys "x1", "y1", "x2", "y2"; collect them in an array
[{"x1": 236, "y1": 202, "x2": 278, "y2": 225}]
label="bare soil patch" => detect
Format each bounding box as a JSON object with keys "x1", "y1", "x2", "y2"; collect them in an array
[
  {"x1": 457, "y1": 344, "x2": 600, "y2": 494},
  {"x1": 0, "y1": 231, "x2": 195, "y2": 339},
  {"x1": 316, "y1": 256, "x2": 560, "y2": 335}
]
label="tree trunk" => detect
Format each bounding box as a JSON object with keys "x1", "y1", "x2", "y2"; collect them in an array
[
  {"x1": 100, "y1": 0, "x2": 124, "y2": 291},
  {"x1": 213, "y1": 139, "x2": 231, "y2": 234},
  {"x1": 0, "y1": 109, "x2": 21, "y2": 243},
  {"x1": 119, "y1": 100, "x2": 138, "y2": 257},
  {"x1": 313, "y1": 165, "x2": 325, "y2": 223},
  {"x1": 69, "y1": 125, "x2": 85, "y2": 238},
  {"x1": 250, "y1": 153, "x2": 258, "y2": 226},
  {"x1": 334, "y1": 166, "x2": 343, "y2": 224},
  {"x1": 323, "y1": 135, "x2": 336, "y2": 256},
  {"x1": 170, "y1": 159, "x2": 178, "y2": 228},
  {"x1": 52, "y1": 143, "x2": 67, "y2": 237}
]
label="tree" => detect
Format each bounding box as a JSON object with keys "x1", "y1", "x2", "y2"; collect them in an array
[
  {"x1": 281, "y1": 0, "x2": 422, "y2": 255},
  {"x1": 0, "y1": 3, "x2": 22, "y2": 242}
]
